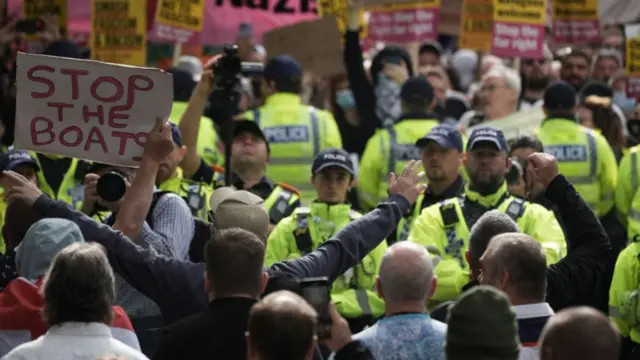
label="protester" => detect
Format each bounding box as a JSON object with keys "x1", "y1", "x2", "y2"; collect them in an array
[
  {"x1": 519, "y1": 45, "x2": 553, "y2": 109},
  {"x1": 1, "y1": 242, "x2": 146, "y2": 360},
  {"x1": 353, "y1": 242, "x2": 446, "y2": 360},
  {"x1": 577, "y1": 94, "x2": 626, "y2": 162},
  {"x1": 540, "y1": 306, "x2": 620, "y2": 360},
  {"x1": 591, "y1": 48, "x2": 623, "y2": 83},
  {"x1": 560, "y1": 49, "x2": 591, "y2": 92},
  {"x1": 0, "y1": 218, "x2": 140, "y2": 357}
]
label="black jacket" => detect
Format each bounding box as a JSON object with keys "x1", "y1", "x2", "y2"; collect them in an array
[
  {"x1": 30, "y1": 194, "x2": 410, "y2": 325},
  {"x1": 431, "y1": 175, "x2": 611, "y2": 321}
]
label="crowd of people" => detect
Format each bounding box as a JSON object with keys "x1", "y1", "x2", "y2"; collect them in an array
[{"x1": 0, "y1": 3, "x2": 638, "y2": 360}]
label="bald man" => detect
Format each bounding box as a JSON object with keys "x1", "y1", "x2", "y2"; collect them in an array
[
  {"x1": 353, "y1": 242, "x2": 447, "y2": 360},
  {"x1": 539, "y1": 306, "x2": 620, "y2": 360}
]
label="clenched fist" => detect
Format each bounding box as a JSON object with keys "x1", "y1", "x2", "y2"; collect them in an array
[{"x1": 527, "y1": 152, "x2": 559, "y2": 187}]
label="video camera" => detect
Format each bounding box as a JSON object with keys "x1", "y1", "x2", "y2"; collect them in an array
[{"x1": 213, "y1": 44, "x2": 264, "y2": 90}]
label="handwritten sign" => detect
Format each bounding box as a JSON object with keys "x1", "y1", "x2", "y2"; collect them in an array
[
  {"x1": 626, "y1": 24, "x2": 640, "y2": 99},
  {"x1": 551, "y1": 0, "x2": 600, "y2": 44},
  {"x1": 14, "y1": 53, "x2": 173, "y2": 166},
  {"x1": 23, "y1": 0, "x2": 68, "y2": 39},
  {"x1": 263, "y1": 17, "x2": 344, "y2": 77},
  {"x1": 91, "y1": 0, "x2": 147, "y2": 66},
  {"x1": 460, "y1": 0, "x2": 493, "y2": 52},
  {"x1": 491, "y1": 0, "x2": 547, "y2": 58},
  {"x1": 367, "y1": 0, "x2": 440, "y2": 44},
  {"x1": 154, "y1": 0, "x2": 204, "y2": 44}
]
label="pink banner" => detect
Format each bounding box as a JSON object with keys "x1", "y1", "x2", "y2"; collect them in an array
[
  {"x1": 8, "y1": 0, "x2": 318, "y2": 45},
  {"x1": 367, "y1": 7, "x2": 439, "y2": 44},
  {"x1": 491, "y1": 22, "x2": 545, "y2": 58},
  {"x1": 552, "y1": 20, "x2": 600, "y2": 44}
]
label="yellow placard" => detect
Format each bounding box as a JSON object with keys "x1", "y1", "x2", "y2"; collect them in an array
[
  {"x1": 91, "y1": 0, "x2": 147, "y2": 66},
  {"x1": 155, "y1": 0, "x2": 204, "y2": 32},
  {"x1": 317, "y1": 0, "x2": 366, "y2": 38},
  {"x1": 493, "y1": 0, "x2": 546, "y2": 25},
  {"x1": 369, "y1": 0, "x2": 440, "y2": 12},
  {"x1": 460, "y1": 0, "x2": 493, "y2": 52},
  {"x1": 627, "y1": 38, "x2": 640, "y2": 76},
  {"x1": 552, "y1": 0, "x2": 598, "y2": 21},
  {"x1": 23, "y1": 0, "x2": 68, "y2": 39}
]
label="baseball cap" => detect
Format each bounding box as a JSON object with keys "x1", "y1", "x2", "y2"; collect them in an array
[
  {"x1": 233, "y1": 120, "x2": 270, "y2": 153},
  {"x1": 579, "y1": 81, "x2": 613, "y2": 102},
  {"x1": 419, "y1": 40, "x2": 443, "y2": 57},
  {"x1": 415, "y1": 124, "x2": 463, "y2": 152},
  {"x1": 466, "y1": 127, "x2": 508, "y2": 152},
  {"x1": 169, "y1": 123, "x2": 183, "y2": 147},
  {"x1": 311, "y1": 148, "x2": 355, "y2": 176},
  {"x1": 400, "y1": 76, "x2": 435, "y2": 105},
  {"x1": 208, "y1": 187, "x2": 269, "y2": 241},
  {"x1": 0, "y1": 150, "x2": 40, "y2": 172},
  {"x1": 543, "y1": 81, "x2": 577, "y2": 111},
  {"x1": 264, "y1": 55, "x2": 303, "y2": 83}
]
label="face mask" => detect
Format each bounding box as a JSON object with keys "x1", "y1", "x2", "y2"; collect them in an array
[
  {"x1": 335, "y1": 89, "x2": 356, "y2": 110},
  {"x1": 613, "y1": 91, "x2": 637, "y2": 115},
  {"x1": 375, "y1": 73, "x2": 402, "y2": 127}
]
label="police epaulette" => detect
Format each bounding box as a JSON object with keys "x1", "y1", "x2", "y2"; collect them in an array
[{"x1": 279, "y1": 182, "x2": 301, "y2": 196}]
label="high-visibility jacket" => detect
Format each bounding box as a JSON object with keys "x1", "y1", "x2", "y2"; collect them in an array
[
  {"x1": 539, "y1": 117, "x2": 618, "y2": 217},
  {"x1": 170, "y1": 101, "x2": 223, "y2": 166},
  {"x1": 244, "y1": 93, "x2": 342, "y2": 204},
  {"x1": 616, "y1": 145, "x2": 640, "y2": 237},
  {"x1": 210, "y1": 166, "x2": 301, "y2": 225},
  {"x1": 265, "y1": 203, "x2": 386, "y2": 318},
  {"x1": 358, "y1": 117, "x2": 440, "y2": 211},
  {"x1": 609, "y1": 241, "x2": 640, "y2": 343},
  {"x1": 408, "y1": 183, "x2": 566, "y2": 303},
  {"x1": 159, "y1": 168, "x2": 215, "y2": 221},
  {"x1": 30, "y1": 153, "x2": 88, "y2": 210}
]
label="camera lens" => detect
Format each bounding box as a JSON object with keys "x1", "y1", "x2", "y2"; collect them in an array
[{"x1": 96, "y1": 171, "x2": 127, "y2": 202}]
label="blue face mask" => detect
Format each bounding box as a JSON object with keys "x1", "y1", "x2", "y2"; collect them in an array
[
  {"x1": 613, "y1": 91, "x2": 637, "y2": 115},
  {"x1": 336, "y1": 89, "x2": 356, "y2": 109}
]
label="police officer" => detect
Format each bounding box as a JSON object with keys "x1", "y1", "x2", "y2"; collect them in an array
[
  {"x1": 189, "y1": 120, "x2": 301, "y2": 229},
  {"x1": 0, "y1": 150, "x2": 40, "y2": 253},
  {"x1": 359, "y1": 76, "x2": 442, "y2": 211},
  {"x1": 616, "y1": 145, "x2": 640, "y2": 239},
  {"x1": 29, "y1": 152, "x2": 88, "y2": 210},
  {"x1": 394, "y1": 124, "x2": 466, "y2": 243},
  {"x1": 265, "y1": 148, "x2": 386, "y2": 332},
  {"x1": 538, "y1": 81, "x2": 618, "y2": 219},
  {"x1": 408, "y1": 127, "x2": 566, "y2": 304},
  {"x1": 242, "y1": 55, "x2": 343, "y2": 203}
]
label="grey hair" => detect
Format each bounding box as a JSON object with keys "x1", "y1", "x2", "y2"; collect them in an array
[
  {"x1": 482, "y1": 65, "x2": 522, "y2": 98},
  {"x1": 379, "y1": 242, "x2": 434, "y2": 303},
  {"x1": 469, "y1": 210, "x2": 521, "y2": 261},
  {"x1": 593, "y1": 48, "x2": 623, "y2": 68},
  {"x1": 43, "y1": 242, "x2": 115, "y2": 326}
]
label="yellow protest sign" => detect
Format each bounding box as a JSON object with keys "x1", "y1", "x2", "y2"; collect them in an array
[
  {"x1": 493, "y1": 0, "x2": 546, "y2": 25},
  {"x1": 91, "y1": 0, "x2": 147, "y2": 66},
  {"x1": 23, "y1": 0, "x2": 68, "y2": 39},
  {"x1": 626, "y1": 25, "x2": 640, "y2": 76},
  {"x1": 155, "y1": 0, "x2": 204, "y2": 32},
  {"x1": 460, "y1": 0, "x2": 493, "y2": 52},
  {"x1": 317, "y1": 0, "x2": 366, "y2": 38}
]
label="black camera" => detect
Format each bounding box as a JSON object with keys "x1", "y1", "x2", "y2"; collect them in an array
[
  {"x1": 96, "y1": 171, "x2": 128, "y2": 202},
  {"x1": 214, "y1": 45, "x2": 264, "y2": 89},
  {"x1": 506, "y1": 157, "x2": 527, "y2": 185}
]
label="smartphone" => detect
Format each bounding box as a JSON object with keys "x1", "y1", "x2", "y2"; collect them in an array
[
  {"x1": 15, "y1": 19, "x2": 44, "y2": 34},
  {"x1": 300, "y1": 277, "x2": 332, "y2": 339}
]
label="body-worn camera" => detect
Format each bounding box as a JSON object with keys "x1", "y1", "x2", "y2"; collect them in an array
[
  {"x1": 214, "y1": 45, "x2": 264, "y2": 89},
  {"x1": 96, "y1": 171, "x2": 128, "y2": 202}
]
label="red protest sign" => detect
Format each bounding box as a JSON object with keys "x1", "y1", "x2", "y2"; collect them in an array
[
  {"x1": 367, "y1": 1, "x2": 440, "y2": 44},
  {"x1": 14, "y1": 52, "x2": 173, "y2": 166}
]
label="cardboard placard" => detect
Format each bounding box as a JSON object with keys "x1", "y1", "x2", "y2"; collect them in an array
[
  {"x1": 14, "y1": 52, "x2": 173, "y2": 167},
  {"x1": 263, "y1": 17, "x2": 344, "y2": 77}
]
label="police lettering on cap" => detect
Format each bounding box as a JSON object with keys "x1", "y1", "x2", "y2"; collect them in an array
[
  {"x1": 415, "y1": 124, "x2": 463, "y2": 152},
  {"x1": 312, "y1": 148, "x2": 355, "y2": 176},
  {"x1": 467, "y1": 127, "x2": 508, "y2": 152},
  {"x1": 0, "y1": 150, "x2": 40, "y2": 173}
]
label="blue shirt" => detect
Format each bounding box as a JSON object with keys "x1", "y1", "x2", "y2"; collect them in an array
[{"x1": 353, "y1": 313, "x2": 447, "y2": 360}]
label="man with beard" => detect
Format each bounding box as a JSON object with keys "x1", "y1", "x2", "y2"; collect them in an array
[
  {"x1": 560, "y1": 49, "x2": 591, "y2": 92},
  {"x1": 394, "y1": 124, "x2": 465, "y2": 242},
  {"x1": 408, "y1": 127, "x2": 566, "y2": 304},
  {"x1": 519, "y1": 45, "x2": 553, "y2": 109}
]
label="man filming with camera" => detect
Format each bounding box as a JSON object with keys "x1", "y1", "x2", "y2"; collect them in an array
[{"x1": 80, "y1": 119, "x2": 195, "y2": 355}]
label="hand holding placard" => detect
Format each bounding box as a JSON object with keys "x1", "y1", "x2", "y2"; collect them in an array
[
  {"x1": 14, "y1": 52, "x2": 173, "y2": 167},
  {"x1": 143, "y1": 118, "x2": 176, "y2": 162}
]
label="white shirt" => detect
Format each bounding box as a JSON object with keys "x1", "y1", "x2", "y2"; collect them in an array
[
  {"x1": 1, "y1": 322, "x2": 148, "y2": 360},
  {"x1": 513, "y1": 303, "x2": 555, "y2": 360}
]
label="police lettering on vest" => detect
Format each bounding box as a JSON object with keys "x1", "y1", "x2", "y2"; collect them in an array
[
  {"x1": 544, "y1": 145, "x2": 588, "y2": 162},
  {"x1": 263, "y1": 126, "x2": 309, "y2": 143}
]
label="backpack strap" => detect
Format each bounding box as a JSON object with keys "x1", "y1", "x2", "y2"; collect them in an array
[
  {"x1": 504, "y1": 197, "x2": 527, "y2": 222},
  {"x1": 439, "y1": 199, "x2": 460, "y2": 228},
  {"x1": 293, "y1": 208, "x2": 313, "y2": 255}
]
